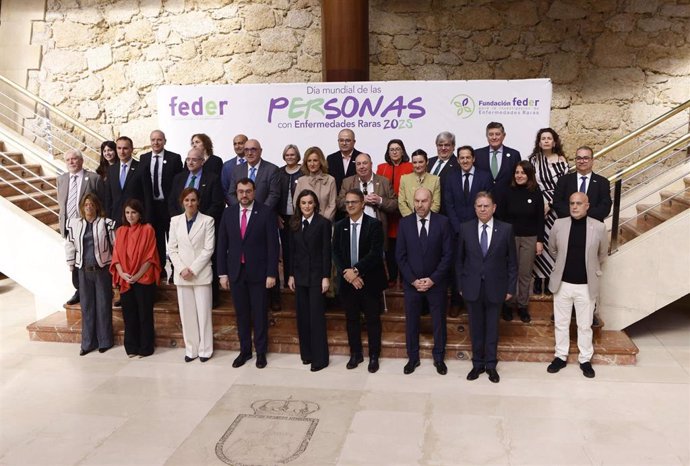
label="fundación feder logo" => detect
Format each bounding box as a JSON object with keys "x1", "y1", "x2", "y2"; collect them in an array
[{"x1": 450, "y1": 94, "x2": 476, "y2": 119}]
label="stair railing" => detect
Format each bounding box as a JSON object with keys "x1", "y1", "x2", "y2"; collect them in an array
[
  {"x1": 0, "y1": 74, "x2": 109, "y2": 170},
  {"x1": 0, "y1": 154, "x2": 59, "y2": 217}
]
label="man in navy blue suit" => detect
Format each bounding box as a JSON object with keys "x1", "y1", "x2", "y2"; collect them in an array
[
  {"x1": 218, "y1": 177, "x2": 279, "y2": 369},
  {"x1": 474, "y1": 122, "x2": 521, "y2": 215},
  {"x1": 456, "y1": 191, "x2": 517, "y2": 383},
  {"x1": 396, "y1": 187, "x2": 454, "y2": 375}
]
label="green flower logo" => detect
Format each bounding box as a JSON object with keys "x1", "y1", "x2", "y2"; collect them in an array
[{"x1": 450, "y1": 94, "x2": 475, "y2": 119}]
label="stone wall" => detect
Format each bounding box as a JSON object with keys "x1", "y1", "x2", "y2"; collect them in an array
[{"x1": 29, "y1": 0, "x2": 690, "y2": 153}]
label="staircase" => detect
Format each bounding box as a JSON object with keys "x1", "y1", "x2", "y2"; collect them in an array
[{"x1": 27, "y1": 285, "x2": 639, "y2": 365}]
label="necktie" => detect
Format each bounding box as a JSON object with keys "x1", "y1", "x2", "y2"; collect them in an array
[
  {"x1": 350, "y1": 222, "x2": 358, "y2": 267},
  {"x1": 303, "y1": 219, "x2": 309, "y2": 231},
  {"x1": 119, "y1": 163, "x2": 127, "y2": 189},
  {"x1": 249, "y1": 166, "x2": 257, "y2": 181},
  {"x1": 66, "y1": 175, "x2": 78, "y2": 220},
  {"x1": 187, "y1": 174, "x2": 197, "y2": 188},
  {"x1": 420, "y1": 218, "x2": 428, "y2": 247},
  {"x1": 463, "y1": 173, "x2": 470, "y2": 199},
  {"x1": 579, "y1": 176, "x2": 587, "y2": 193},
  {"x1": 153, "y1": 155, "x2": 160, "y2": 198},
  {"x1": 239, "y1": 158, "x2": 246, "y2": 165},
  {"x1": 433, "y1": 161, "x2": 443, "y2": 176},
  {"x1": 490, "y1": 150, "x2": 499, "y2": 178},
  {"x1": 480, "y1": 224, "x2": 488, "y2": 257},
  {"x1": 240, "y1": 208, "x2": 248, "y2": 263}
]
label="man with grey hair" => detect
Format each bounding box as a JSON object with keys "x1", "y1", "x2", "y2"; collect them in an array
[
  {"x1": 427, "y1": 131, "x2": 458, "y2": 180},
  {"x1": 57, "y1": 148, "x2": 103, "y2": 305}
]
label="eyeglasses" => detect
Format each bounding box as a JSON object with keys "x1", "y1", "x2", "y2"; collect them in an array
[
  {"x1": 338, "y1": 138, "x2": 353, "y2": 143},
  {"x1": 436, "y1": 143, "x2": 453, "y2": 148},
  {"x1": 185, "y1": 158, "x2": 202, "y2": 163}
]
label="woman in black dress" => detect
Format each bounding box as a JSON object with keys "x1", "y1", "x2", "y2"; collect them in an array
[{"x1": 287, "y1": 189, "x2": 331, "y2": 372}]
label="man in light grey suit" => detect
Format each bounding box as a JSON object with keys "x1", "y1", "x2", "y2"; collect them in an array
[
  {"x1": 547, "y1": 192, "x2": 608, "y2": 378},
  {"x1": 227, "y1": 138, "x2": 280, "y2": 211},
  {"x1": 57, "y1": 149, "x2": 103, "y2": 305}
]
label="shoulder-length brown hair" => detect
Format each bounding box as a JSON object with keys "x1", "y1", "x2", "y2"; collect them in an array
[
  {"x1": 79, "y1": 193, "x2": 105, "y2": 218},
  {"x1": 511, "y1": 160, "x2": 539, "y2": 191}
]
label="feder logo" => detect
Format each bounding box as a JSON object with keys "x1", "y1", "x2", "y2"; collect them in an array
[
  {"x1": 450, "y1": 94, "x2": 475, "y2": 119},
  {"x1": 168, "y1": 96, "x2": 229, "y2": 118}
]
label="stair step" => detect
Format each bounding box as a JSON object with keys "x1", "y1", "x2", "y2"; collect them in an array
[
  {"x1": 26, "y1": 311, "x2": 638, "y2": 365},
  {"x1": 659, "y1": 190, "x2": 690, "y2": 213},
  {"x1": 0, "y1": 176, "x2": 57, "y2": 197},
  {"x1": 5, "y1": 189, "x2": 58, "y2": 211},
  {"x1": 684, "y1": 176, "x2": 690, "y2": 189},
  {"x1": 619, "y1": 220, "x2": 647, "y2": 242},
  {"x1": 0, "y1": 152, "x2": 24, "y2": 164},
  {"x1": 0, "y1": 163, "x2": 43, "y2": 180},
  {"x1": 26, "y1": 206, "x2": 59, "y2": 224},
  {"x1": 635, "y1": 203, "x2": 677, "y2": 227}
]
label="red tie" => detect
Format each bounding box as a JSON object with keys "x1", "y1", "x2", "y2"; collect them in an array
[{"x1": 240, "y1": 208, "x2": 248, "y2": 263}]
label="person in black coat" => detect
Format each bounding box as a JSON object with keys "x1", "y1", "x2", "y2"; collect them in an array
[
  {"x1": 287, "y1": 189, "x2": 331, "y2": 372},
  {"x1": 105, "y1": 136, "x2": 148, "y2": 226},
  {"x1": 553, "y1": 146, "x2": 612, "y2": 222},
  {"x1": 332, "y1": 188, "x2": 388, "y2": 373},
  {"x1": 326, "y1": 129, "x2": 361, "y2": 222}
]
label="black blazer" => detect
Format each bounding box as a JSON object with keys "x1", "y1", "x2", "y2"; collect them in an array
[
  {"x1": 217, "y1": 201, "x2": 279, "y2": 283},
  {"x1": 327, "y1": 149, "x2": 360, "y2": 193},
  {"x1": 139, "y1": 150, "x2": 183, "y2": 202},
  {"x1": 442, "y1": 168, "x2": 494, "y2": 234},
  {"x1": 395, "y1": 212, "x2": 454, "y2": 289},
  {"x1": 168, "y1": 170, "x2": 225, "y2": 224},
  {"x1": 474, "y1": 145, "x2": 521, "y2": 206},
  {"x1": 105, "y1": 159, "x2": 148, "y2": 225},
  {"x1": 553, "y1": 172, "x2": 612, "y2": 221},
  {"x1": 228, "y1": 160, "x2": 281, "y2": 211},
  {"x1": 288, "y1": 215, "x2": 332, "y2": 287},
  {"x1": 332, "y1": 214, "x2": 387, "y2": 295},
  {"x1": 203, "y1": 154, "x2": 224, "y2": 178},
  {"x1": 426, "y1": 155, "x2": 458, "y2": 180}
]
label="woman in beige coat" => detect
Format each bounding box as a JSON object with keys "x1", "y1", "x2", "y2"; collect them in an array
[
  {"x1": 293, "y1": 147, "x2": 337, "y2": 222},
  {"x1": 168, "y1": 187, "x2": 216, "y2": 363}
]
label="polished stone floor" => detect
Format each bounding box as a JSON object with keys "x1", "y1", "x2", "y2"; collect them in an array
[{"x1": 1, "y1": 278, "x2": 688, "y2": 466}]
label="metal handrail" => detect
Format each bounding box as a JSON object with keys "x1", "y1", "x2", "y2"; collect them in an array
[
  {"x1": 619, "y1": 184, "x2": 690, "y2": 229},
  {"x1": 593, "y1": 98, "x2": 690, "y2": 160},
  {"x1": 0, "y1": 164, "x2": 59, "y2": 216},
  {"x1": 607, "y1": 133, "x2": 690, "y2": 184},
  {"x1": 0, "y1": 151, "x2": 57, "y2": 190},
  {"x1": 0, "y1": 74, "x2": 106, "y2": 144}
]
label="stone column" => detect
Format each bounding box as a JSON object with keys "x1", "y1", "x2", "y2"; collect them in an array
[{"x1": 321, "y1": 0, "x2": 369, "y2": 82}]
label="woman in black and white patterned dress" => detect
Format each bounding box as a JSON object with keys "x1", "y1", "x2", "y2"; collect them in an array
[{"x1": 528, "y1": 128, "x2": 568, "y2": 295}]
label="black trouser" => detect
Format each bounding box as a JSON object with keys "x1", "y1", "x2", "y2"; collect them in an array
[
  {"x1": 295, "y1": 284, "x2": 329, "y2": 367},
  {"x1": 404, "y1": 284, "x2": 447, "y2": 362},
  {"x1": 279, "y1": 214, "x2": 292, "y2": 286},
  {"x1": 152, "y1": 200, "x2": 170, "y2": 270},
  {"x1": 385, "y1": 237, "x2": 399, "y2": 281},
  {"x1": 231, "y1": 265, "x2": 269, "y2": 355},
  {"x1": 466, "y1": 280, "x2": 501, "y2": 369},
  {"x1": 340, "y1": 284, "x2": 382, "y2": 357},
  {"x1": 121, "y1": 283, "x2": 156, "y2": 356}
]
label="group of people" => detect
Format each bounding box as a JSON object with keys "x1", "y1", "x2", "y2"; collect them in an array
[{"x1": 58, "y1": 122, "x2": 612, "y2": 380}]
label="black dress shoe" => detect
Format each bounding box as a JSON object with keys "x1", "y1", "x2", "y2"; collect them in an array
[
  {"x1": 66, "y1": 294, "x2": 80, "y2": 306},
  {"x1": 501, "y1": 304, "x2": 513, "y2": 321},
  {"x1": 232, "y1": 352, "x2": 252, "y2": 368},
  {"x1": 403, "y1": 359, "x2": 420, "y2": 375},
  {"x1": 466, "y1": 367, "x2": 485, "y2": 380},
  {"x1": 543, "y1": 277, "x2": 552, "y2": 295},
  {"x1": 98, "y1": 346, "x2": 112, "y2": 354},
  {"x1": 434, "y1": 360, "x2": 448, "y2": 375},
  {"x1": 79, "y1": 348, "x2": 93, "y2": 356},
  {"x1": 310, "y1": 364, "x2": 327, "y2": 372},
  {"x1": 518, "y1": 307, "x2": 531, "y2": 323},
  {"x1": 547, "y1": 357, "x2": 567, "y2": 373},
  {"x1": 256, "y1": 353, "x2": 267, "y2": 368},
  {"x1": 346, "y1": 353, "x2": 364, "y2": 369},
  {"x1": 580, "y1": 361, "x2": 595, "y2": 378},
  {"x1": 533, "y1": 278, "x2": 542, "y2": 295},
  {"x1": 302, "y1": 359, "x2": 312, "y2": 365},
  {"x1": 487, "y1": 368, "x2": 500, "y2": 383},
  {"x1": 447, "y1": 304, "x2": 461, "y2": 318},
  {"x1": 168, "y1": 275, "x2": 174, "y2": 285},
  {"x1": 368, "y1": 356, "x2": 379, "y2": 373},
  {"x1": 200, "y1": 355, "x2": 211, "y2": 363},
  {"x1": 113, "y1": 300, "x2": 121, "y2": 308},
  {"x1": 184, "y1": 355, "x2": 197, "y2": 363},
  {"x1": 592, "y1": 314, "x2": 600, "y2": 326}
]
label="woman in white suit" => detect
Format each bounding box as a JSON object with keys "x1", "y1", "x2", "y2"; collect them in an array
[{"x1": 168, "y1": 187, "x2": 216, "y2": 363}]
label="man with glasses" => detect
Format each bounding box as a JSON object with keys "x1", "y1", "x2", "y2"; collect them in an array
[
  {"x1": 427, "y1": 131, "x2": 459, "y2": 181},
  {"x1": 328, "y1": 129, "x2": 361, "y2": 222},
  {"x1": 553, "y1": 146, "x2": 612, "y2": 222},
  {"x1": 227, "y1": 139, "x2": 280, "y2": 211},
  {"x1": 333, "y1": 189, "x2": 388, "y2": 373},
  {"x1": 221, "y1": 133, "x2": 248, "y2": 205}
]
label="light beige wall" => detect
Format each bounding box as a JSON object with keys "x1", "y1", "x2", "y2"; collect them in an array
[{"x1": 18, "y1": 1, "x2": 690, "y2": 152}]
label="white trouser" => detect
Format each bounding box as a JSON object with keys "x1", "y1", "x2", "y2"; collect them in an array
[
  {"x1": 177, "y1": 284, "x2": 214, "y2": 358},
  {"x1": 553, "y1": 282, "x2": 594, "y2": 364}
]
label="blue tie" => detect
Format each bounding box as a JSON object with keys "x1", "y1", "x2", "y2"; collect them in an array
[
  {"x1": 249, "y1": 166, "x2": 257, "y2": 181},
  {"x1": 579, "y1": 176, "x2": 587, "y2": 193},
  {"x1": 119, "y1": 163, "x2": 127, "y2": 189},
  {"x1": 480, "y1": 224, "x2": 488, "y2": 257}
]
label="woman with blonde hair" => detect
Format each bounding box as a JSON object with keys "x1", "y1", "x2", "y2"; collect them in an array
[{"x1": 293, "y1": 146, "x2": 337, "y2": 221}]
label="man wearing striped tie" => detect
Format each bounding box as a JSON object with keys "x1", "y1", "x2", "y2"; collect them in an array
[{"x1": 57, "y1": 149, "x2": 103, "y2": 305}]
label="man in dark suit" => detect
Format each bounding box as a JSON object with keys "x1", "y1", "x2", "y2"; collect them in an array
[
  {"x1": 396, "y1": 187, "x2": 453, "y2": 375},
  {"x1": 139, "y1": 130, "x2": 183, "y2": 277},
  {"x1": 333, "y1": 188, "x2": 388, "y2": 373},
  {"x1": 327, "y1": 129, "x2": 361, "y2": 222},
  {"x1": 220, "y1": 133, "x2": 248, "y2": 205},
  {"x1": 227, "y1": 139, "x2": 280, "y2": 211},
  {"x1": 218, "y1": 178, "x2": 279, "y2": 369},
  {"x1": 105, "y1": 136, "x2": 147, "y2": 227},
  {"x1": 57, "y1": 149, "x2": 103, "y2": 305},
  {"x1": 169, "y1": 148, "x2": 227, "y2": 305},
  {"x1": 474, "y1": 122, "x2": 521, "y2": 215},
  {"x1": 553, "y1": 146, "x2": 612, "y2": 222},
  {"x1": 427, "y1": 131, "x2": 459, "y2": 179},
  {"x1": 456, "y1": 191, "x2": 517, "y2": 383}
]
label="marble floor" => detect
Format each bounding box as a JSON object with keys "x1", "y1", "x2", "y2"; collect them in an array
[{"x1": 0, "y1": 278, "x2": 688, "y2": 466}]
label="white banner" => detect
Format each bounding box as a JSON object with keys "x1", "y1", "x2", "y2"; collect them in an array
[{"x1": 157, "y1": 79, "x2": 551, "y2": 166}]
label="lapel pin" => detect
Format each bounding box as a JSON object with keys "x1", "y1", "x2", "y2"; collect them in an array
[{"x1": 528, "y1": 199, "x2": 532, "y2": 203}]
